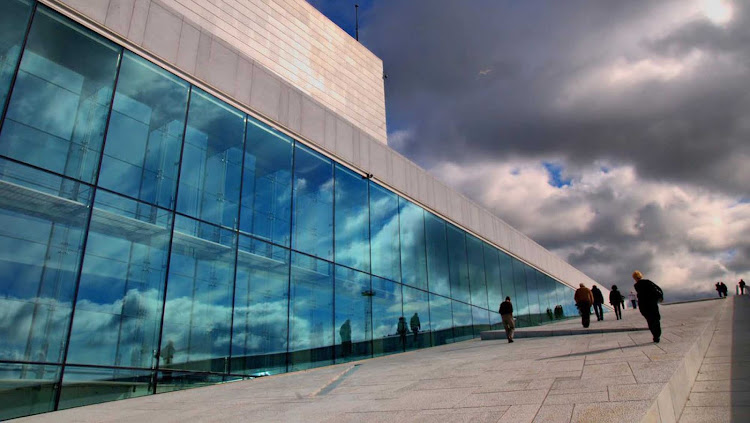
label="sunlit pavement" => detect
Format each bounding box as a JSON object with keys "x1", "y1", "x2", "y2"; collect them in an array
[{"x1": 17, "y1": 299, "x2": 735, "y2": 423}]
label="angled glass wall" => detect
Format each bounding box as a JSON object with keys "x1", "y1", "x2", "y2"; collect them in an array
[{"x1": 0, "y1": 3, "x2": 582, "y2": 419}]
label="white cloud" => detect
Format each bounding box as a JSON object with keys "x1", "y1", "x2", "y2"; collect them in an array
[{"x1": 433, "y1": 158, "x2": 750, "y2": 299}]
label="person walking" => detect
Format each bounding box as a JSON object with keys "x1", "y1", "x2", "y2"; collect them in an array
[
  {"x1": 609, "y1": 285, "x2": 623, "y2": 320},
  {"x1": 720, "y1": 282, "x2": 728, "y2": 297},
  {"x1": 591, "y1": 285, "x2": 604, "y2": 321},
  {"x1": 716, "y1": 282, "x2": 723, "y2": 297},
  {"x1": 629, "y1": 291, "x2": 638, "y2": 309},
  {"x1": 574, "y1": 284, "x2": 594, "y2": 328},
  {"x1": 339, "y1": 319, "x2": 352, "y2": 357},
  {"x1": 632, "y1": 270, "x2": 663, "y2": 343},
  {"x1": 740, "y1": 279, "x2": 746, "y2": 295},
  {"x1": 499, "y1": 297, "x2": 515, "y2": 343}
]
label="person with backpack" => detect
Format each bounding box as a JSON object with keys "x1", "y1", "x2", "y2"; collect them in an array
[
  {"x1": 574, "y1": 284, "x2": 594, "y2": 328},
  {"x1": 609, "y1": 285, "x2": 623, "y2": 320},
  {"x1": 499, "y1": 297, "x2": 515, "y2": 343},
  {"x1": 632, "y1": 270, "x2": 663, "y2": 343}
]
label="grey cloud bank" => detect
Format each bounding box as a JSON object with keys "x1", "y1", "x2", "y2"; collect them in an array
[{"x1": 356, "y1": 0, "x2": 750, "y2": 299}]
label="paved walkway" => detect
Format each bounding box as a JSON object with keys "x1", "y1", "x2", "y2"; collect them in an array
[
  {"x1": 679, "y1": 296, "x2": 750, "y2": 422},
  {"x1": 17, "y1": 299, "x2": 731, "y2": 423}
]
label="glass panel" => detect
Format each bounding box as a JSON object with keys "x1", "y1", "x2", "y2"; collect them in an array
[
  {"x1": 0, "y1": 7, "x2": 120, "y2": 183},
  {"x1": 98, "y1": 51, "x2": 189, "y2": 209},
  {"x1": 240, "y1": 117, "x2": 293, "y2": 246},
  {"x1": 511, "y1": 258, "x2": 530, "y2": 327},
  {"x1": 402, "y1": 286, "x2": 431, "y2": 350},
  {"x1": 0, "y1": 160, "x2": 91, "y2": 362},
  {"x1": 291, "y1": 144, "x2": 333, "y2": 260},
  {"x1": 0, "y1": 363, "x2": 59, "y2": 420},
  {"x1": 466, "y1": 235, "x2": 488, "y2": 309},
  {"x1": 334, "y1": 165, "x2": 369, "y2": 272},
  {"x1": 472, "y1": 306, "x2": 490, "y2": 337},
  {"x1": 177, "y1": 88, "x2": 244, "y2": 228},
  {"x1": 369, "y1": 183, "x2": 400, "y2": 282},
  {"x1": 288, "y1": 253, "x2": 333, "y2": 371},
  {"x1": 540, "y1": 274, "x2": 556, "y2": 323},
  {"x1": 498, "y1": 251, "x2": 516, "y2": 309},
  {"x1": 489, "y1": 310, "x2": 503, "y2": 330},
  {"x1": 451, "y1": 300, "x2": 473, "y2": 342},
  {"x1": 67, "y1": 191, "x2": 171, "y2": 368},
  {"x1": 399, "y1": 198, "x2": 427, "y2": 290},
  {"x1": 428, "y1": 294, "x2": 452, "y2": 346},
  {"x1": 525, "y1": 265, "x2": 541, "y2": 326},
  {"x1": 160, "y1": 216, "x2": 236, "y2": 373},
  {"x1": 58, "y1": 366, "x2": 153, "y2": 410},
  {"x1": 155, "y1": 371, "x2": 234, "y2": 394},
  {"x1": 0, "y1": 0, "x2": 34, "y2": 114},
  {"x1": 446, "y1": 225, "x2": 470, "y2": 303},
  {"x1": 371, "y1": 276, "x2": 403, "y2": 356},
  {"x1": 425, "y1": 213, "x2": 450, "y2": 297},
  {"x1": 484, "y1": 244, "x2": 503, "y2": 314},
  {"x1": 231, "y1": 236, "x2": 289, "y2": 376},
  {"x1": 334, "y1": 266, "x2": 372, "y2": 363}
]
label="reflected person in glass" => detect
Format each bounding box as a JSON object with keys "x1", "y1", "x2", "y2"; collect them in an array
[
  {"x1": 410, "y1": 313, "x2": 421, "y2": 346},
  {"x1": 397, "y1": 317, "x2": 407, "y2": 351}
]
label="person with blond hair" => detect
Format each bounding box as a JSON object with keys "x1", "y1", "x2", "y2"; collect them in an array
[{"x1": 632, "y1": 270, "x2": 663, "y2": 343}]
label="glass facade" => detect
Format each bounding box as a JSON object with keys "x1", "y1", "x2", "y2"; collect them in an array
[{"x1": 0, "y1": 3, "x2": 579, "y2": 419}]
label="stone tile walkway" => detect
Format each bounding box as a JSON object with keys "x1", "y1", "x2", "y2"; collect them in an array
[
  {"x1": 17, "y1": 299, "x2": 730, "y2": 423},
  {"x1": 679, "y1": 296, "x2": 750, "y2": 422}
]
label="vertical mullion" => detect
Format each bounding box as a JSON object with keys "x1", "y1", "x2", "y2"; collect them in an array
[
  {"x1": 284, "y1": 142, "x2": 296, "y2": 373},
  {"x1": 54, "y1": 47, "x2": 124, "y2": 410},
  {"x1": 152, "y1": 85, "x2": 193, "y2": 394},
  {"x1": 226, "y1": 116, "x2": 248, "y2": 376}
]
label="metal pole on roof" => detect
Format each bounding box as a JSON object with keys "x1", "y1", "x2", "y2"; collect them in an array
[{"x1": 355, "y1": 4, "x2": 359, "y2": 41}]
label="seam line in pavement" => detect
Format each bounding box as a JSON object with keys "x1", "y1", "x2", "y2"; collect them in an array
[{"x1": 311, "y1": 364, "x2": 360, "y2": 397}]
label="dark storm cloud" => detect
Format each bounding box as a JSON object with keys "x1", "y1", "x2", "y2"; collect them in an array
[{"x1": 362, "y1": 0, "x2": 750, "y2": 195}]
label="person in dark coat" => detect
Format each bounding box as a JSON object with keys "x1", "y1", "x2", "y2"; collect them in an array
[
  {"x1": 499, "y1": 297, "x2": 515, "y2": 343},
  {"x1": 609, "y1": 285, "x2": 623, "y2": 320},
  {"x1": 574, "y1": 284, "x2": 594, "y2": 328},
  {"x1": 591, "y1": 285, "x2": 604, "y2": 321},
  {"x1": 633, "y1": 270, "x2": 663, "y2": 343},
  {"x1": 740, "y1": 279, "x2": 746, "y2": 295},
  {"x1": 716, "y1": 282, "x2": 723, "y2": 297},
  {"x1": 720, "y1": 282, "x2": 728, "y2": 297}
]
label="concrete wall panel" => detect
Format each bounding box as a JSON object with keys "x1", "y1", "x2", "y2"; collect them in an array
[
  {"x1": 233, "y1": 57, "x2": 254, "y2": 106},
  {"x1": 249, "y1": 65, "x2": 282, "y2": 122},
  {"x1": 142, "y1": 2, "x2": 182, "y2": 63},
  {"x1": 205, "y1": 38, "x2": 239, "y2": 95},
  {"x1": 335, "y1": 118, "x2": 354, "y2": 163},
  {"x1": 105, "y1": 0, "x2": 135, "y2": 36},
  {"x1": 300, "y1": 97, "x2": 324, "y2": 145},
  {"x1": 390, "y1": 154, "x2": 407, "y2": 194},
  {"x1": 323, "y1": 111, "x2": 337, "y2": 152},
  {"x1": 63, "y1": 0, "x2": 109, "y2": 23},
  {"x1": 127, "y1": 0, "x2": 150, "y2": 45},
  {"x1": 176, "y1": 21, "x2": 201, "y2": 74}
]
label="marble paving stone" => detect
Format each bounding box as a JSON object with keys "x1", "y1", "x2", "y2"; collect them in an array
[
  {"x1": 580, "y1": 362, "x2": 633, "y2": 379},
  {"x1": 678, "y1": 406, "x2": 750, "y2": 423},
  {"x1": 533, "y1": 404, "x2": 574, "y2": 423},
  {"x1": 685, "y1": 391, "x2": 750, "y2": 406},
  {"x1": 497, "y1": 404, "x2": 542, "y2": 423},
  {"x1": 543, "y1": 391, "x2": 609, "y2": 405},
  {"x1": 571, "y1": 400, "x2": 652, "y2": 423},
  {"x1": 461, "y1": 389, "x2": 548, "y2": 407},
  {"x1": 413, "y1": 406, "x2": 509, "y2": 423},
  {"x1": 608, "y1": 382, "x2": 663, "y2": 401}
]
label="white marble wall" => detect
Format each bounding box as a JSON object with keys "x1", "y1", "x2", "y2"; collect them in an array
[{"x1": 42, "y1": 0, "x2": 599, "y2": 292}]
